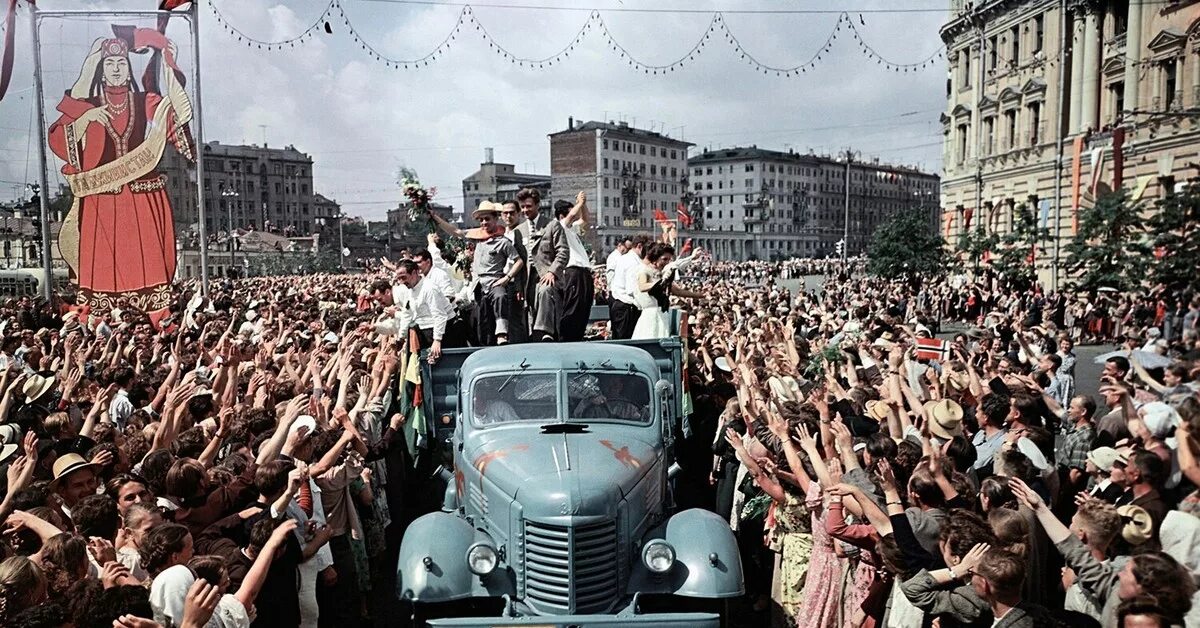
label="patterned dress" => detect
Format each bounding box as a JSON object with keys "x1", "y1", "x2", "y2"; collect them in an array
[
  {"x1": 769, "y1": 489, "x2": 813, "y2": 627},
  {"x1": 794, "y1": 482, "x2": 845, "y2": 628}
]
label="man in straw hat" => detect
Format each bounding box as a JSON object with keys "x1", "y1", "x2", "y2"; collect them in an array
[
  {"x1": 49, "y1": 452, "x2": 101, "y2": 524},
  {"x1": 430, "y1": 200, "x2": 522, "y2": 345}
]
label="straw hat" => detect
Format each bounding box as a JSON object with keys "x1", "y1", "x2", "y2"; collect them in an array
[
  {"x1": 472, "y1": 200, "x2": 504, "y2": 219},
  {"x1": 1117, "y1": 504, "x2": 1154, "y2": 546},
  {"x1": 22, "y1": 374, "x2": 56, "y2": 405},
  {"x1": 48, "y1": 453, "x2": 99, "y2": 490},
  {"x1": 865, "y1": 400, "x2": 891, "y2": 423},
  {"x1": 924, "y1": 398, "x2": 964, "y2": 440}
]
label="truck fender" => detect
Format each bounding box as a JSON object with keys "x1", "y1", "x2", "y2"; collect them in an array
[
  {"x1": 629, "y1": 508, "x2": 744, "y2": 599},
  {"x1": 397, "y1": 512, "x2": 511, "y2": 603}
]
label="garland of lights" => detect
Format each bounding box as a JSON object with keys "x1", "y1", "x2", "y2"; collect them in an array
[{"x1": 207, "y1": 1, "x2": 946, "y2": 77}]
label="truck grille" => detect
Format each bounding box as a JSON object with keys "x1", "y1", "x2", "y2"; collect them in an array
[{"x1": 523, "y1": 520, "x2": 619, "y2": 614}]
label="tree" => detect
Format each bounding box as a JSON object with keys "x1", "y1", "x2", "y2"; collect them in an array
[
  {"x1": 1063, "y1": 189, "x2": 1150, "y2": 293},
  {"x1": 991, "y1": 202, "x2": 1048, "y2": 292},
  {"x1": 1146, "y1": 184, "x2": 1200, "y2": 295},
  {"x1": 955, "y1": 225, "x2": 999, "y2": 276},
  {"x1": 867, "y1": 208, "x2": 946, "y2": 283}
]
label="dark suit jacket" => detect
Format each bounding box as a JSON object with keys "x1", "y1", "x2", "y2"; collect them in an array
[{"x1": 519, "y1": 212, "x2": 569, "y2": 293}]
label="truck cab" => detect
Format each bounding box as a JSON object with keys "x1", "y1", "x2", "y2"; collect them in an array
[{"x1": 396, "y1": 335, "x2": 743, "y2": 627}]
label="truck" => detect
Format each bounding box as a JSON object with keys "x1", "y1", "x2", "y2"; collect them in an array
[{"x1": 395, "y1": 316, "x2": 744, "y2": 627}]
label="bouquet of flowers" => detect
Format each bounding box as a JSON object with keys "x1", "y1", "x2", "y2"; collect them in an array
[{"x1": 401, "y1": 177, "x2": 438, "y2": 233}]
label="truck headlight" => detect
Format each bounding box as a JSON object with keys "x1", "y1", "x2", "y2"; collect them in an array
[
  {"x1": 642, "y1": 540, "x2": 676, "y2": 574},
  {"x1": 466, "y1": 542, "x2": 498, "y2": 576}
]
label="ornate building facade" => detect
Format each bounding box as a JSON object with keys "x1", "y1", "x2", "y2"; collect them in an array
[{"x1": 941, "y1": 0, "x2": 1200, "y2": 288}]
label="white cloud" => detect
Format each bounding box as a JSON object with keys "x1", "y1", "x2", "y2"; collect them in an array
[{"x1": 0, "y1": 0, "x2": 948, "y2": 220}]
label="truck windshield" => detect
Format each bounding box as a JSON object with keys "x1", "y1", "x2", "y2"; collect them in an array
[
  {"x1": 567, "y1": 372, "x2": 651, "y2": 422},
  {"x1": 471, "y1": 372, "x2": 559, "y2": 426}
]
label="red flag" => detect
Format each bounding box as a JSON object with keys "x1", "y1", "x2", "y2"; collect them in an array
[
  {"x1": 653, "y1": 208, "x2": 669, "y2": 223},
  {"x1": 962, "y1": 207, "x2": 974, "y2": 230},
  {"x1": 982, "y1": 249, "x2": 992, "y2": 265},
  {"x1": 676, "y1": 203, "x2": 692, "y2": 227},
  {"x1": 0, "y1": 0, "x2": 19, "y2": 104},
  {"x1": 1026, "y1": 244, "x2": 1037, "y2": 265},
  {"x1": 680, "y1": 238, "x2": 693, "y2": 255}
]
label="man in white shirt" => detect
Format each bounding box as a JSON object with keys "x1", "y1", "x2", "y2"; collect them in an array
[
  {"x1": 608, "y1": 235, "x2": 649, "y2": 340},
  {"x1": 414, "y1": 243, "x2": 467, "y2": 347},
  {"x1": 555, "y1": 192, "x2": 595, "y2": 342},
  {"x1": 108, "y1": 366, "x2": 136, "y2": 429},
  {"x1": 395, "y1": 260, "x2": 453, "y2": 363},
  {"x1": 605, "y1": 238, "x2": 630, "y2": 287}
]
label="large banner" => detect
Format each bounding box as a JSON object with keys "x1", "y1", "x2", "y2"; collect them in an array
[{"x1": 45, "y1": 20, "x2": 194, "y2": 321}]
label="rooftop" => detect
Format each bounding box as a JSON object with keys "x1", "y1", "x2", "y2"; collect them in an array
[
  {"x1": 550, "y1": 119, "x2": 694, "y2": 147},
  {"x1": 688, "y1": 145, "x2": 937, "y2": 177},
  {"x1": 203, "y1": 141, "x2": 312, "y2": 161}
]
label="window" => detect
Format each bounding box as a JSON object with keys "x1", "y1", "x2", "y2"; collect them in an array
[
  {"x1": 1110, "y1": 81, "x2": 1125, "y2": 122},
  {"x1": 706, "y1": 168, "x2": 713, "y2": 175},
  {"x1": 984, "y1": 116, "x2": 995, "y2": 154},
  {"x1": 956, "y1": 123, "x2": 969, "y2": 164},
  {"x1": 745, "y1": 164, "x2": 754, "y2": 172},
  {"x1": 603, "y1": 140, "x2": 609, "y2": 149},
  {"x1": 988, "y1": 35, "x2": 998, "y2": 70},
  {"x1": 1004, "y1": 110, "x2": 1018, "y2": 149},
  {"x1": 960, "y1": 50, "x2": 971, "y2": 88},
  {"x1": 650, "y1": 147, "x2": 657, "y2": 157},
  {"x1": 670, "y1": 167, "x2": 677, "y2": 178},
  {"x1": 1010, "y1": 26, "x2": 1020, "y2": 65},
  {"x1": 603, "y1": 158, "x2": 608, "y2": 169},
  {"x1": 1027, "y1": 102, "x2": 1042, "y2": 145},
  {"x1": 650, "y1": 165, "x2": 657, "y2": 176},
  {"x1": 1113, "y1": 0, "x2": 1128, "y2": 38},
  {"x1": 1164, "y1": 61, "x2": 1178, "y2": 109},
  {"x1": 639, "y1": 145, "x2": 646, "y2": 155},
  {"x1": 744, "y1": 178, "x2": 753, "y2": 188},
  {"x1": 1033, "y1": 15, "x2": 1044, "y2": 54},
  {"x1": 670, "y1": 150, "x2": 677, "y2": 159}
]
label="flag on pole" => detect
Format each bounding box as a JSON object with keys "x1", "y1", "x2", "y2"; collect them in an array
[
  {"x1": 0, "y1": 0, "x2": 19, "y2": 104},
  {"x1": 963, "y1": 207, "x2": 974, "y2": 230},
  {"x1": 653, "y1": 208, "x2": 669, "y2": 223},
  {"x1": 915, "y1": 337, "x2": 950, "y2": 362},
  {"x1": 676, "y1": 203, "x2": 693, "y2": 227}
]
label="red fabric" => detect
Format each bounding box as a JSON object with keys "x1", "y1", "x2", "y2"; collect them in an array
[
  {"x1": 962, "y1": 207, "x2": 974, "y2": 230},
  {"x1": 297, "y1": 480, "x2": 313, "y2": 518},
  {"x1": 914, "y1": 337, "x2": 949, "y2": 362},
  {"x1": 652, "y1": 208, "x2": 669, "y2": 223},
  {"x1": 675, "y1": 203, "x2": 692, "y2": 227},
  {"x1": 48, "y1": 89, "x2": 179, "y2": 297},
  {"x1": 1112, "y1": 128, "x2": 1125, "y2": 191},
  {"x1": 0, "y1": 0, "x2": 17, "y2": 104}
]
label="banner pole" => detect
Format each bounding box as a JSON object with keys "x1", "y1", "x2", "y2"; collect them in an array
[
  {"x1": 29, "y1": 4, "x2": 54, "y2": 302},
  {"x1": 189, "y1": 2, "x2": 209, "y2": 295}
]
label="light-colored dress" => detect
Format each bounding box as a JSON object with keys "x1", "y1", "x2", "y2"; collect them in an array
[
  {"x1": 793, "y1": 482, "x2": 844, "y2": 628},
  {"x1": 632, "y1": 265, "x2": 671, "y2": 340},
  {"x1": 769, "y1": 490, "x2": 813, "y2": 627}
]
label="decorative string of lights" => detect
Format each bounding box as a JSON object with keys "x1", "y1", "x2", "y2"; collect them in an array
[
  {"x1": 468, "y1": 7, "x2": 594, "y2": 67},
  {"x1": 718, "y1": 12, "x2": 842, "y2": 76},
  {"x1": 336, "y1": 2, "x2": 466, "y2": 67},
  {"x1": 845, "y1": 16, "x2": 943, "y2": 72},
  {"x1": 596, "y1": 12, "x2": 717, "y2": 74},
  {"x1": 208, "y1": 1, "x2": 945, "y2": 77},
  {"x1": 208, "y1": 0, "x2": 336, "y2": 50}
]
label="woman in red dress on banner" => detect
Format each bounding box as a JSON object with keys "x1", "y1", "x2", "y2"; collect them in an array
[{"x1": 48, "y1": 27, "x2": 194, "y2": 324}]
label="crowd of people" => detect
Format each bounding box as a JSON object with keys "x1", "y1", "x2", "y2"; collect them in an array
[{"x1": 0, "y1": 185, "x2": 1194, "y2": 627}]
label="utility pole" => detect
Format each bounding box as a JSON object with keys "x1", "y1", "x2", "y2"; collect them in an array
[
  {"x1": 1050, "y1": 0, "x2": 1069, "y2": 292},
  {"x1": 29, "y1": 6, "x2": 54, "y2": 301},
  {"x1": 972, "y1": 12, "x2": 986, "y2": 265},
  {"x1": 842, "y1": 148, "x2": 851, "y2": 263}
]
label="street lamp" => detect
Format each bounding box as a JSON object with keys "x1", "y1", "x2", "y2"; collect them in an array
[{"x1": 221, "y1": 181, "x2": 239, "y2": 276}]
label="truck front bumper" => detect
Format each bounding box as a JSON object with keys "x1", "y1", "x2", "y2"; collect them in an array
[{"x1": 428, "y1": 612, "x2": 720, "y2": 628}]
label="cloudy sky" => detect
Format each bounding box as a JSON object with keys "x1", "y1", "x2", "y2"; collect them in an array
[{"x1": 0, "y1": 0, "x2": 949, "y2": 220}]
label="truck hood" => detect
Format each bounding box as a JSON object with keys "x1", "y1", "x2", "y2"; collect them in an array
[{"x1": 464, "y1": 425, "x2": 660, "y2": 519}]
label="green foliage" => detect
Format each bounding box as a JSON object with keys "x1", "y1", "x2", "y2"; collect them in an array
[
  {"x1": 803, "y1": 343, "x2": 845, "y2": 380},
  {"x1": 1146, "y1": 184, "x2": 1200, "y2": 294},
  {"x1": 867, "y1": 208, "x2": 947, "y2": 282},
  {"x1": 1064, "y1": 190, "x2": 1151, "y2": 293},
  {"x1": 955, "y1": 225, "x2": 999, "y2": 274},
  {"x1": 992, "y1": 203, "x2": 1049, "y2": 291}
]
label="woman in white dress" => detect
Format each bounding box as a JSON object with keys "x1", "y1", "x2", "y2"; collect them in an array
[{"x1": 631, "y1": 243, "x2": 703, "y2": 340}]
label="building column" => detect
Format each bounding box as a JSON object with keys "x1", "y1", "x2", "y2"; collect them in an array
[
  {"x1": 1080, "y1": 10, "x2": 1101, "y2": 133},
  {"x1": 1122, "y1": 1, "x2": 1143, "y2": 115},
  {"x1": 1069, "y1": 12, "x2": 1085, "y2": 133}
]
